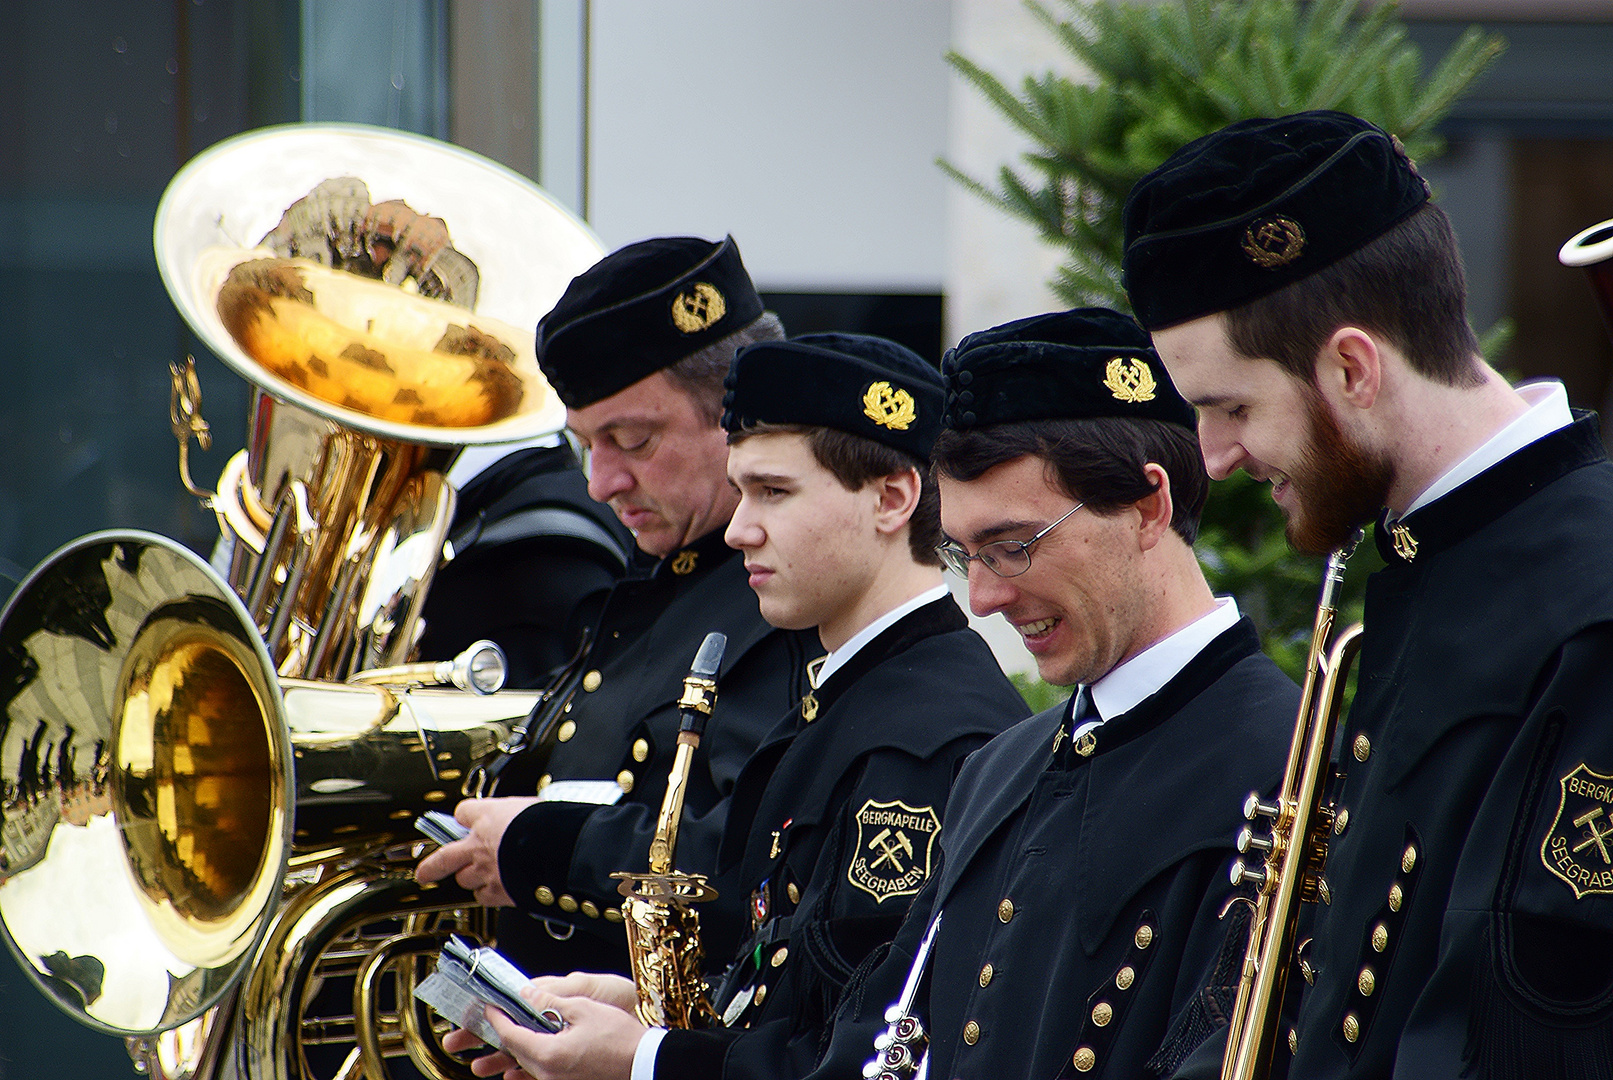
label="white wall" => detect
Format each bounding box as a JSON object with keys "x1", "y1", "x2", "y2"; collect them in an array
[
  {"x1": 942, "y1": 0, "x2": 1067, "y2": 348},
  {"x1": 585, "y1": 0, "x2": 1076, "y2": 676},
  {"x1": 587, "y1": 0, "x2": 954, "y2": 292}
]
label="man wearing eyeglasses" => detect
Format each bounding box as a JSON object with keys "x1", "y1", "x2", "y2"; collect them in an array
[
  {"x1": 799, "y1": 307, "x2": 1300, "y2": 1080},
  {"x1": 437, "y1": 310, "x2": 1297, "y2": 1080}
]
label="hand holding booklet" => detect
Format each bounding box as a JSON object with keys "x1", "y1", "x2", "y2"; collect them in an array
[
  {"x1": 414, "y1": 810, "x2": 470, "y2": 846},
  {"x1": 413, "y1": 934, "x2": 563, "y2": 1050}
]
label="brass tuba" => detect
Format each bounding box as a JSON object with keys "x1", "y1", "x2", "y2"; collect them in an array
[
  {"x1": 0, "y1": 123, "x2": 604, "y2": 1080},
  {"x1": 1219, "y1": 535, "x2": 1364, "y2": 1080}
]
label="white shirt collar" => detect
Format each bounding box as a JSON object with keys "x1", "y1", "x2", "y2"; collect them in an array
[
  {"x1": 1071, "y1": 596, "x2": 1241, "y2": 733},
  {"x1": 813, "y1": 583, "x2": 951, "y2": 688},
  {"x1": 1402, "y1": 380, "x2": 1572, "y2": 517}
]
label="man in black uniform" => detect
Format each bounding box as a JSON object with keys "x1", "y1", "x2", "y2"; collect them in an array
[
  {"x1": 468, "y1": 311, "x2": 1296, "y2": 1080},
  {"x1": 455, "y1": 332, "x2": 1028, "y2": 1080},
  {"x1": 1125, "y1": 110, "x2": 1613, "y2": 1078},
  {"x1": 791, "y1": 309, "x2": 1297, "y2": 1080},
  {"x1": 418, "y1": 236, "x2": 814, "y2": 979}
]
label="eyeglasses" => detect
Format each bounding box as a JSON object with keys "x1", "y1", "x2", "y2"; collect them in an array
[{"x1": 936, "y1": 502, "x2": 1085, "y2": 579}]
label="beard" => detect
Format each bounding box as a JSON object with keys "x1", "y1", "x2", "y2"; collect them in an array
[{"x1": 1282, "y1": 391, "x2": 1395, "y2": 556}]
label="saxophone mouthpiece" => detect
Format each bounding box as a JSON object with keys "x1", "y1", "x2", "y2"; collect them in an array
[
  {"x1": 691, "y1": 632, "x2": 726, "y2": 679},
  {"x1": 676, "y1": 632, "x2": 726, "y2": 736}
]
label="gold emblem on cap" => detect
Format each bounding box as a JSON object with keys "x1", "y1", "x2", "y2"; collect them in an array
[
  {"x1": 670, "y1": 281, "x2": 727, "y2": 333},
  {"x1": 1241, "y1": 215, "x2": 1307, "y2": 268},
  {"x1": 1103, "y1": 357, "x2": 1157, "y2": 404},
  {"x1": 862, "y1": 381, "x2": 917, "y2": 430}
]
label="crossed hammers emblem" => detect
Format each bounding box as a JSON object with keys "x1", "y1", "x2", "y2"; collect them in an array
[
  {"x1": 868, "y1": 827, "x2": 914, "y2": 872},
  {"x1": 1575, "y1": 806, "x2": 1613, "y2": 865}
]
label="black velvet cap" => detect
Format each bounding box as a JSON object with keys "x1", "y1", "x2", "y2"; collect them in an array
[
  {"x1": 722, "y1": 333, "x2": 943, "y2": 459},
  {"x1": 941, "y1": 308, "x2": 1195, "y2": 431},
  {"x1": 1122, "y1": 110, "x2": 1431, "y2": 330},
  {"x1": 535, "y1": 235, "x2": 765, "y2": 408}
]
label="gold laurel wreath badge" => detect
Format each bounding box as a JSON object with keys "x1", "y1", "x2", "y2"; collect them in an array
[
  {"x1": 863, "y1": 381, "x2": 917, "y2": 430},
  {"x1": 1103, "y1": 357, "x2": 1157, "y2": 404}
]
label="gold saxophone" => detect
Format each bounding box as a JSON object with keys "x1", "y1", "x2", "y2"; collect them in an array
[
  {"x1": 611, "y1": 632, "x2": 727, "y2": 1029},
  {"x1": 1219, "y1": 533, "x2": 1364, "y2": 1079}
]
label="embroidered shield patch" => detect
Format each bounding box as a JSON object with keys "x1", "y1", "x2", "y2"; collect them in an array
[
  {"x1": 1541, "y1": 763, "x2": 1613, "y2": 899},
  {"x1": 848, "y1": 798, "x2": 939, "y2": 903}
]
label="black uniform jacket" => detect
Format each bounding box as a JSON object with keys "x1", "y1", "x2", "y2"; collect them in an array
[
  {"x1": 1283, "y1": 415, "x2": 1613, "y2": 1080},
  {"x1": 795, "y1": 616, "x2": 1297, "y2": 1080},
  {"x1": 497, "y1": 528, "x2": 814, "y2": 976},
  {"x1": 653, "y1": 596, "x2": 1029, "y2": 1080}
]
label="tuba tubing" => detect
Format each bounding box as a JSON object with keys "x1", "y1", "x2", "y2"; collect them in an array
[
  {"x1": 1220, "y1": 537, "x2": 1364, "y2": 1080},
  {"x1": 4, "y1": 123, "x2": 604, "y2": 1080}
]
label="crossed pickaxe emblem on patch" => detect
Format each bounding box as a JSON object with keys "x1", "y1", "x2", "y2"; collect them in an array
[
  {"x1": 867, "y1": 827, "x2": 914, "y2": 873},
  {"x1": 1574, "y1": 806, "x2": 1613, "y2": 865}
]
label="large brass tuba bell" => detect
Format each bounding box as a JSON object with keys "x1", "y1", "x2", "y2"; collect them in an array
[{"x1": 0, "y1": 123, "x2": 604, "y2": 1080}]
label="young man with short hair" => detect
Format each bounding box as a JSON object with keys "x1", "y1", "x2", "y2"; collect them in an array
[
  {"x1": 458, "y1": 332, "x2": 1027, "y2": 1080},
  {"x1": 1125, "y1": 110, "x2": 1613, "y2": 1078}
]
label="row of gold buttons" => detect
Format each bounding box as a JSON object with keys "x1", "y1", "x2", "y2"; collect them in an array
[
  {"x1": 532, "y1": 885, "x2": 625, "y2": 923},
  {"x1": 1341, "y1": 841, "x2": 1418, "y2": 1045},
  {"x1": 1072, "y1": 924, "x2": 1154, "y2": 1072},
  {"x1": 961, "y1": 900, "x2": 1019, "y2": 1049}
]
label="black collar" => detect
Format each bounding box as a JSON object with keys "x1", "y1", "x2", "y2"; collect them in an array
[
  {"x1": 644, "y1": 527, "x2": 740, "y2": 583},
  {"x1": 809, "y1": 595, "x2": 968, "y2": 717},
  {"x1": 1375, "y1": 412, "x2": 1606, "y2": 566},
  {"x1": 1052, "y1": 617, "x2": 1264, "y2": 766}
]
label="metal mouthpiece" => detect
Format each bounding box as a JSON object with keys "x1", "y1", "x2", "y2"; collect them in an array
[{"x1": 691, "y1": 632, "x2": 726, "y2": 679}]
